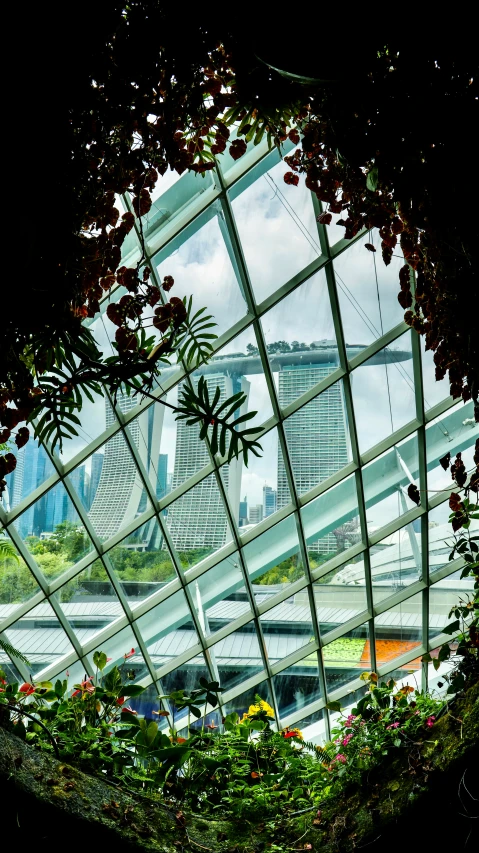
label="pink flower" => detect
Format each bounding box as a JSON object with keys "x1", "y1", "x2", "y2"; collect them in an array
[
  {"x1": 121, "y1": 706, "x2": 138, "y2": 715},
  {"x1": 19, "y1": 683, "x2": 35, "y2": 696},
  {"x1": 342, "y1": 733, "x2": 353, "y2": 746},
  {"x1": 344, "y1": 714, "x2": 356, "y2": 727},
  {"x1": 426, "y1": 716, "x2": 435, "y2": 728},
  {"x1": 332, "y1": 753, "x2": 347, "y2": 765},
  {"x1": 124, "y1": 648, "x2": 135, "y2": 659},
  {"x1": 387, "y1": 722, "x2": 400, "y2": 729}
]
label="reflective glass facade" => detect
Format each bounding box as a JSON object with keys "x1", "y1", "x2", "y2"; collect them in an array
[{"x1": 1, "y1": 139, "x2": 477, "y2": 743}]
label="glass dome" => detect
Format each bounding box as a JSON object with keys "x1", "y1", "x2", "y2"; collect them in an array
[{"x1": 1, "y1": 140, "x2": 477, "y2": 742}]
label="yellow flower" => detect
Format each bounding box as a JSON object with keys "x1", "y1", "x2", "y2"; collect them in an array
[{"x1": 241, "y1": 698, "x2": 275, "y2": 721}]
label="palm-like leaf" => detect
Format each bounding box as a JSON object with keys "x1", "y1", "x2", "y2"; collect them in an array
[
  {"x1": 175, "y1": 376, "x2": 262, "y2": 465},
  {"x1": 0, "y1": 637, "x2": 31, "y2": 666},
  {"x1": 0, "y1": 538, "x2": 20, "y2": 564}
]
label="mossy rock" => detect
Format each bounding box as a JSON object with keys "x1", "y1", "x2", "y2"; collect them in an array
[{"x1": 1, "y1": 681, "x2": 478, "y2": 852}]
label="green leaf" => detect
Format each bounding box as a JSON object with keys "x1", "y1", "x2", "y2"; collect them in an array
[
  {"x1": 326, "y1": 701, "x2": 341, "y2": 712},
  {"x1": 366, "y1": 165, "x2": 379, "y2": 192},
  {"x1": 93, "y1": 650, "x2": 108, "y2": 672},
  {"x1": 122, "y1": 684, "x2": 146, "y2": 698},
  {"x1": 443, "y1": 620, "x2": 460, "y2": 635}
]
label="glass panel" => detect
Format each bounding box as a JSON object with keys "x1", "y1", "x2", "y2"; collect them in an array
[
  {"x1": 223, "y1": 427, "x2": 289, "y2": 534},
  {"x1": 374, "y1": 591, "x2": 423, "y2": 671},
  {"x1": 4, "y1": 438, "x2": 55, "y2": 514},
  {"x1": 231, "y1": 155, "x2": 320, "y2": 303},
  {"x1": 84, "y1": 419, "x2": 151, "y2": 542},
  {"x1": 54, "y1": 561, "x2": 124, "y2": 643},
  {"x1": 4, "y1": 601, "x2": 74, "y2": 676},
  {"x1": 363, "y1": 433, "x2": 419, "y2": 535},
  {"x1": 107, "y1": 519, "x2": 177, "y2": 606},
  {"x1": 243, "y1": 514, "x2": 305, "y2": 600},
  {"x1": 166, "y1": 474, "x2": 232, "y2": 569},
  {"x1": 261, "y1": 594, "x2": 315, "y2": 665},
  {"x1": 290, "y1": 707, "x2": 326, "y2": 745},
  {"x1": 209, "y1": 621, "x2": 263, "y2": 691},
  {"x1": 261, "y1": 269, "x2": 339, "y2": 405},
  {"x1": 334, "y1": 230, "x2": 405, "y2": 348},
  {"x1": 0, "y1": 531, "x2": 41, "y2": 613},
  {"x1": 206, "y1": 324, "x2": 274, "y2": 426},
  {"x1": 426, "y1": 642, "x2": 457, "y2": 696},
  {"x1": 323, "y1": 623, "x2": 370, "y2": 693},
  {"x1": 426, "y1": 400, "x2": 477, "y2": 493},
  {"x1": 146, "y1": 169, "x2": 215, "y2": 252},
  {"x1": 428, "y1": 502, "x2": 454, "y2": 576},
  {"x1": 314, "y1": 562, "x2": 367, "y2": 636},
  {"x1": 222, "y1": 679, "x2": 274, "y2": 722},
  {"x1": 371, "y1": 520, "x2": 422, "y2": 605},
  {"x1": 137, "y1": 589, "x2": 199, "y2": 671},
  {"x1": 0, "y1": 657, "x2": 24, "y2": 685},
  {"x1": 328, "y1": 686, "x2": 368, "y2": 729},
  {"x1": 420, "y1": 336, "x2": 451, "y2": 412},
  {"x1": 14, "y1": 482, "x2": 94, "y2": 583},
  {"x1": 155, "y1": 204, "x2": 248, "y2": 340},
  {"x1": 285, "y1": 379, "x2": 350, "y2": 498},
  {"x1": 429, "y1": 572, "x2": 473, "y2": 643},
  {"x1": 188, "y1": 553, "x2": 248, "y2": 638},
  {"x1": 274, "y1": 660, "x2": 322, "y2": 720},
  {"x1": 302, "y1": 474, "x2": 360, "y2": 562},
  {"x1": 352, "y1": 330, "x2": 415, "y2": 454},
  {"x1": 147, "y1": 386, "x2": 207, "y2": 498},
  {"x1": 87, "y1": 624, "x2": 149, "y2": 682}
]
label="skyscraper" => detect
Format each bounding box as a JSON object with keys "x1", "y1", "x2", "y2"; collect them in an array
[
  {"x1": 263, "y1": 485, "x2": 277, "y2": 519},
  {"x1": 88, "y1": 393, "x2": 164, "y2": 540},
  {"x1": 157, "y1": 453, "x2": 168, "y2": 500},
  {"x1": 239, "y1": 496, "x2": 248, "y2": 527},
  {"x1": 88, "y1": 453, "x2": 104, "y2": 509},
  {"x1": 249, "y1": 505, "x2": 263, "y2": 525},
  {"x1": 166, "y1": 371, "x2": 250, "y2": 551},
  {"x1": 277, "y1": 360, "x2": 349, "y2": 553}
]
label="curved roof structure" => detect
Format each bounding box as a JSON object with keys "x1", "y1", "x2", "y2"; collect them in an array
[{"x1": 1, "y1": 138, "x2": 477, "y2": 741}]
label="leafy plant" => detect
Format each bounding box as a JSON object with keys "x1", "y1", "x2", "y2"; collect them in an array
[{"x1": 409, "y1": 440, "x2": 479, "y2": 692}]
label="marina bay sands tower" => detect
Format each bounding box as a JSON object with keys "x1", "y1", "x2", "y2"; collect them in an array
[{"x1": 87, "y1": 343, "x2": 410, "y2": 550}]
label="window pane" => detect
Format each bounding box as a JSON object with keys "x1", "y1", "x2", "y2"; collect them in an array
[
  {"x1": 244, "y1": 514, "x2": 305, "y2": 599},
  {"x1": 261, "y1": 595, "x2": 315, "y2": 665},
  {"x1": 261, "y1": 269, "x2": 339, "y2": 406},
  {"x1": 274, "y1": 660, "x2": 322, "y2": 720},
  {"x1": 188, "y1": 553, "x2": 248, "y2": 638},
  {"x1": 426, "y1": 401, "x2": 477, "y2": 493},
  {"x1": 0, "y1": 531, "x2": 41, "y2": 613},
  {"x1": 374, "y1": 591, "x2": 423, "y2": 671},
  {"x1": 334, "y1": 231, "x2": 405, "y2": 348},
  {"x1": 54, "y1": 560, "x2": 124, "y2": 643},
  {"x1": 370, "y1": 520, "x2": 422, "y2": 605},
  {"x1": 166, "y1": 474, "x2": 232, "y2": 569},
  {"x1": 285, "y1": 379, "x2": 350, "y2": 498},
  {"x1": 323, "y1": 623, "x2": 370, "y2": 693},
  {"x1": 5, "y1": 438, "x2": 55, "y2": 515},
  {"x1": 232, "y1": 156, "x2": 320, "y2": 303},
  {"x1": 301, "y1": 474, "x2": 360, "y2": 562},
  {"x1": 155, "y1": 204, "x2": 248, "y2": 340},
  {"x1": 107, "y1": 519, "x2": 177, "y2": 606},
  {"x1": 352, "y1": 331, "x2": 415, "y2": 454},
  {"x1": 137, "y1": 589, "x2": 199, "y2": 672},
  {"x1": 4, "y1": 601, "x2": 74, "y2": 677},
  {"x1": 363, "y1": 433, "x2": 419, "y2": 535},
  {"x1": 14, "y1": 483, "x2": 94, "y2": 583},
  {"x1": 222, "y1": 427, "x2": 288, "y2": 534},
  {"x1": 314, "y1": 562, "x2": 367, "y2": 636},
  {"x1": 209, "y1": 621, "x2": 263, "y2": 691}
]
